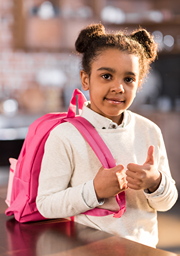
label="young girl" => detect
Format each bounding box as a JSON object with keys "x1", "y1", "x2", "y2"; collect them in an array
[{"x1": 36, "y1": 24, "x2": 178, "y2": 247}]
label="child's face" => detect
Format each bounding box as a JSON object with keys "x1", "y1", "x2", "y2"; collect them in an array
[{"x1": 81, "y1": 48, "x2": 140, "y2": 124}]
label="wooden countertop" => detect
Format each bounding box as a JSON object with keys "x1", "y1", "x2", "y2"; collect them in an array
[{"x1": 0, "y1": 198, "x2": 179, "y2": 256}]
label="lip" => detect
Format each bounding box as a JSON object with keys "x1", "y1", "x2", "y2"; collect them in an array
[{"x1": 105, "y1": 97, "x2": 125, "y2": 104}]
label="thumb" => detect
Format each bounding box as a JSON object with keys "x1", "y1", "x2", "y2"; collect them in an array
[
  {"x1": 115, "y1": 164, "x2": 125, "y2": 173},
  {"x1": 144, "y1": 145, "x2": 154, "y2": 165}
]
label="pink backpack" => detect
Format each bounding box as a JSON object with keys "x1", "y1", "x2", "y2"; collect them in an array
[{"x1": 5, "y1": 89, "x2": 126, "y2": 223}]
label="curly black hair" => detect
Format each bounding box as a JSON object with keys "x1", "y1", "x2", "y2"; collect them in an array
[{"x1": 75, "y1": 23, "x2": 157, "y2": 84}]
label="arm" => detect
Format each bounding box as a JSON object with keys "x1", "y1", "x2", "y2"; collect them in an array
[
  {"x1": 36, "y1": 125, "x2": 127, "y2": 219},
  {"x1": 144, "y1": 172, "x2": 178, "y2": 212},
  {"x1": 36, "y1": 127, "x2": 100, "y2": 219},
  {"x1": 145, "y1": 130, "x2": 178, "y2": 211},
  {"x1": 126, "y1": 130, "x2": 178, "y2": 212}
]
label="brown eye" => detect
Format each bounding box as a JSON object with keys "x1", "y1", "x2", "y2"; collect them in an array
[
  {"x1": 102, "y1": 74, "x2": 112, "y2": 80},
  {"x1": 125, "y1": 77, "x2": 134, "y2": 83}
]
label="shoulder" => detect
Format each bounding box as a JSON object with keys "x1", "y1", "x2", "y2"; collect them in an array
[
  {"x1": 128, "y1": 110, "x2": 161, "y2": 134},
  {"x1": 48, "y1": 121, "x2": 83, "y2": 142}
]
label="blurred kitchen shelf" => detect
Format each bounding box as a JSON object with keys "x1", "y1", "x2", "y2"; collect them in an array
[
  {"x1": 0, "y1": 113, "x2": 42, "y2": 140},
  {"x1": 0, "y1": 113, "x2": 42, "y2": 166}
]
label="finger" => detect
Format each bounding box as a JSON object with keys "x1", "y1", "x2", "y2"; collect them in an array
[
  {"x1": 126, "y1": 169, "x2": 137, "y2": 179},
  {"x1": 119, "y1": 181, "x2": 128, "y2": 190},
  {"x1": 121, "y1": 183, "x2": 128, "y2": 191},
  {"x1": 114, "y1": 164, "x2": 124, "y2": 173},
  {"x1": 118, "y1": 176, "x2": 128, "y2": 190},
  {"x1": 116, "y1": 170, "x2": 126, "y2": 184},
  {"x1": 144, "y1": 145, "x2": 154, "y2": 165},
  {"x1": 100, "y1": 164, "x2": 123, "y2": 173},
  {"x1": 126, "y1": 176, "x2": 136, "y2": 184},
  {"x1": 127, "y1": 183, "x2": 141, "y2": 190},
  {"x1": 117, "y1": 173, "x2": 127, "y2": 183},
  {"x1": 127, "y1": 163, "x2": 142, "y2": 173},
  {"x1": 116, "y1": 171, "x2": 126, "y2": 179}
]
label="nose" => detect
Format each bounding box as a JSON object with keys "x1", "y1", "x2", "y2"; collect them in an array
[{"x1": 111, "y1": 82, "x2": 125, "y2": 94}]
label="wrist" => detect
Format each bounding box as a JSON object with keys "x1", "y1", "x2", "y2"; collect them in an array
[
  {"x1": 93, "y1": 179, "x2": 103, "y2": 200},
  {"x1": 148, "y1": 171, "x2": 162, "y2": 193}
]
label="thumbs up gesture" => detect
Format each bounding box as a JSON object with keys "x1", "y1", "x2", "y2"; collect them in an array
[{"x1": 126, "y1": 146, "x2": 162, "y2": 193}]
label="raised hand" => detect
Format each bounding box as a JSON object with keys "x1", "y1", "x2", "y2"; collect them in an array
[
  {"x1": 126, "y1": 145, "x2": 162, "y2": 192},
  {"x1": 93, "y1": 165, "x2": 128, "y2": 200}
]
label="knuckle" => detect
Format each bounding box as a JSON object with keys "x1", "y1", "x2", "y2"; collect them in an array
[
  {"x1": 126, "y1": 176, "x2": 131, "y2": 182},
  {"x1": 126, "y1": 170, "x2": 130, "y2": 175},
  {"x1": 136, "y1": 173, "x2": 142, "y2": 179},
  {"x1": 137, "y1": 171, "x2": 146, "y2": 180},
  {"x1": 136, "y1": 182, "x2": 141, "y2": 186}
]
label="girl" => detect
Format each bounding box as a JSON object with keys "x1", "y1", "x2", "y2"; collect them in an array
[{"x1": 36, "y1": 24, "x2": 178, "y2": 247}]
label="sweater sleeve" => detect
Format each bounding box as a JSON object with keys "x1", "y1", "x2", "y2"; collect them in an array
[
  {"x1": 36, "y1": 126, "x2": 100, "y2": 219},
  {"x1": 144, "y1": 128, "x2": 178, "y2": 212}
]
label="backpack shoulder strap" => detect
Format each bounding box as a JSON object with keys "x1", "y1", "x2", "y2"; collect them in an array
[
  {"x1": 64, "y1": 116, "x2": 116, "y2": 169},
  {"x1": 65, "y1": 116, "x2": 126, "y2": 219}
]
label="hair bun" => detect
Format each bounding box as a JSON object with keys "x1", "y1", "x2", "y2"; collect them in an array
[
  {"x1": 75, "y1": 24, "x2": 105, "y2": 53},
  {"x1": 131, "y1": 29, "x2": 157, "y2": 61}
]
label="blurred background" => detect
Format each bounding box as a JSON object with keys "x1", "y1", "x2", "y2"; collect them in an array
[{"x1": 0, "y1": 0, "x2": 179, "y2": 254}]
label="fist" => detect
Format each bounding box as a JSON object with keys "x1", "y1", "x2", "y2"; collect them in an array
[
  {"x1": 94, "y1": 164, "x2": 127, "y2": 200},
  {"x1": 126, "y1": 146, "x2": 162, "y2": 192}
]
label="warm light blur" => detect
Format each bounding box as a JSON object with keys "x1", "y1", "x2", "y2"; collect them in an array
[{"x1": 0, "y1": 0, "x2": 180, "y2": 254}]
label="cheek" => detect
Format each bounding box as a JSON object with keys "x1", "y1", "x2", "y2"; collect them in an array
[{"x1": 89, "y1": 85, "x2": 102, "y2": 96}]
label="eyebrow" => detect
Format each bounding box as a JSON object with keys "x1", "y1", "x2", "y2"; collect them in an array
[
  {"x1": 97, "y1": 67, "x2": 137, "y2": 77},
  {"x1": 125, "y1": 71, "x2": 137, "y2": 77},
  {"x1": 97, "y1": 67, "x2": 116, "y2": 73}
]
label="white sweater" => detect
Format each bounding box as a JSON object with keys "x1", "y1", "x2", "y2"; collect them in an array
[{"x1": 36, "y1": 104, "x2": 178, "y2": 247}]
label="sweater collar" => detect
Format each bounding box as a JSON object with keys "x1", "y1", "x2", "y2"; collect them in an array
[{"x1": 81, "y1": 102, "x2": 129, "y2": 130}]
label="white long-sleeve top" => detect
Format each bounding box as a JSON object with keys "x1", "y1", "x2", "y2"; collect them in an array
[{"x1": 36, "y1": 104, "x2": 178, "y2": 247}]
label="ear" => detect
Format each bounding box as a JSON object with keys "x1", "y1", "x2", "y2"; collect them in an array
[{"x1": 80, "y1": 70, "x2": 90, "y2": 91}]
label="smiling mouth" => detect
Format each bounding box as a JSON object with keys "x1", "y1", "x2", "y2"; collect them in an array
[{"x1": 105, "y1": 98, "x2": 125, "y2": 104}]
